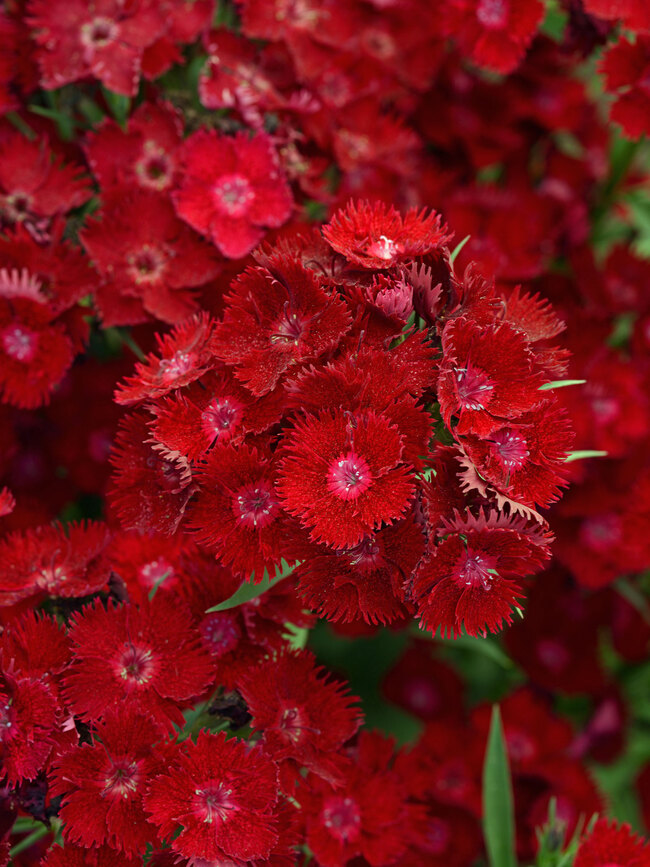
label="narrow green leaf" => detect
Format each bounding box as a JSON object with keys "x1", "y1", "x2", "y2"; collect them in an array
[
  {"x1": 450, "y1": 234, "x2": 471, "y2": 264},
  {"x1": 205, "y1": 561, "x2": 299, "y2": 613},
  {"x1": 539, "y1": 379, "x2": 586, "y2": 391},
  {"x1": 102, "y1": 87, "x2": 131, "y2": 128},
  {"x1": 564, "y1": 450, "x2": 608, "y2": 463},
  {"x1": 483, "y1": 705, "x2": 517, "y2": 867},
  {"x1": 615, "y1": 578, "x2": 650, "y2": 627}
]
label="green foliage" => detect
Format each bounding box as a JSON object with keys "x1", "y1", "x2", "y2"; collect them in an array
[{"x1": 483, "y1": 705, "x2": 517, "y2": 867}]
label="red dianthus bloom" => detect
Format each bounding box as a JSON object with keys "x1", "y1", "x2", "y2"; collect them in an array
[
  {"x1": 599, "y1": 35, "x2": 650, "y2": 140},
  {"x1": 144, "y1": 731, "x2": 281, "y2": 862},
  {"x1": 0, "y1": 671, "x2": 60, "y2": 785},
  {"x1": 173, "y1": 129, "x2": 293, "y2": 258},
  {"x1": 574, "y1": 818, "x2": 650, "y2": 867},
  {"x1": 277, "y1": 408, "x2": 415, "y2": 549},
  {"x1": 63, "y1": 595, "x2": 215, "y2": 731}
]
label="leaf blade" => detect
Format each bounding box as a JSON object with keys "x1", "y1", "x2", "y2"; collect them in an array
[{"x1": 483, "y1": 704, "x2": 517, "y2": 867}]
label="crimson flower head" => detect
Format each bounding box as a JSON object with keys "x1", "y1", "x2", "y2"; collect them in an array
[
  {"x1": 238, "y1": 648, "x2": 362, "y2": 785},
  {"x1": 442, "y1": 0, "x2": 544, "y2": 74},
  {"x1": 209, "y1": 254, "x2": 351, "y2": 395},
  {"x1": 0, "y1": 670, "x2": 60, "y2": 785},
  {"x1": 145, "y1": 731, "x2": 282, "y2": 863},
  {"x1": 51, "y1": 706, "x2": 165, "y2": 854},
  {"x1": 277, "y1": 408, "x2": 415, "y2": 548},
  {"x1": 599, "y1": 36, "x2": 650, "y2": 140},
  {"x1": 574, "y1": 818, "x2": 650, "y2": 867},
  {"x1": 42, "y1": 843, "x2": 139, "y2": 867},
  {"x1": 63, "y1": 595, "x2": 215, "y2": 731},
  {"x1": 173, "y1": 129, "x2": 293, "y2": 258},
  {"x1": 28, "y1": 0, "x2": 166, "y2": 96},
  {"x1": 322, "y1": 200, "x2": 451, "y2": 270},
  {"x1": 438, "y1": 317, "x2": 543, "y2": 437}
]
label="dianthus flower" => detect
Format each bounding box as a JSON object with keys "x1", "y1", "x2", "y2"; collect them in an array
[
  {"x1": 145, "y1": 731, "x2": 282, "y2": 862},
  {"x1": 42, "y1": 844, "x2": 139, "y2": 867},
  {"x1": 239, "y1": 648, "x2": 362, "y2": 786},
  {"x1": 28, "y1": 0, "x2": 167, "y2": 96},
  {"x1": 322, "y1": 200, "x2": 451, "y2": 270},
  {"x1": 210, "y1": 254, "x2": 351, "y2": 394},
  {"x1": 574, "y1": 818, "x2": 650, "y2": 867},
  {"x1": 583, "y1": 0, "x2": 650, "y2": 32},
  {"x1": 0, "y1": 521, "x2": 110, "y2": 606},
  {"x1": 63, "y1": 595, "x2": 215, "y2": 730},
  {"x1": 0, "y1": 670, "x2": 60, "y2": 785},
  {"x1": 82, "y1": 190, "x2": 221, "y2": 325},
  {"x1": 173, "y1": 129, "x2": 293, "y2": 258},
  {"x1": 51, "y1": 706, "x2": 165, "y2": 854},
  {"x1": 442, "y1": 0, "x2": 544, "y2": 74},
  {"x1": 277, "y1": 408, "x2": 415, "y2": 548}
]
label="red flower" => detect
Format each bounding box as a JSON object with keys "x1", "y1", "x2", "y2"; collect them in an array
[
  {"x1": 114, "y1": 313, "x2": 215, "y2": 406},
  {"x1": 1, "y1": 611, "x2": 70, "y2": 681},
  {"x1": 442, "y1": 0, "x2": 544, "y2": 74},
  {"x1": 292, "y1": 513, "x2": 424, "y2": 625},
  {"x1": 574, "y1": 819, "x2": 650, "y2": 867},
  {"x1": 0, "y1": 130, "x2": 91, "y2": 234},
  {"x1": 28, "y1": 0, "x2": 167, "y2": 96},
  {"x1": 144, "y1": 731, "x2": 281, "y2": 862},
  {"x1": 277, "y1": 409, "x2": 415, "y2": 548},
  {"x1": 210, "y1": 254, "x2": 351, "y2": 395},
  {"x1": 42, "y1": 843, "x2": 139, "y2": 867},
  {"x1": 82, "y1": 190, "x2": 221, "y2": 326},
  {"x1": 438, "y1": 317, "x2": 543, "y2": 437},
  {"x1": 63, "y1": 595, "x2": 215, "y2": 730},
  {"x1": 173, "y1": 129, "x2": 293, "y2": 258},
  {"x1": 0, "y1": 671, "x2": 60, "y2": 785},
  {"x1": 238, "y1": 648, "x2": 362, "y2": 786},
  {"x1": 382, "y1": 643, "x2": 465, "y2": 723},
  {"x1": 0, "y1": 521, "x2": 110, "y2": 606},
  {"x1": 189, "y1": 443, "x2": 293, "y2": 578},
  {"x1": 322, "y1": 200, "x2": 451, "y2": 270},
  {"x1": 301, "y1": 730, "x2": 417, "y2": 867},
  {"x1": 84, "y1": 100, "x2": 183, "y2": 193},
  {"x1": 583, "y1": 0, "x2": 650, "y2": 32},
  {"x1": 51, "y1": 706, "x2": 165, "y2": 854},
  {"x1": 411, "y1": 512, "x2": 551, "y2": 637},
  {"x1": 599, "y1": 36, "x2": 650, "y2": 139}
]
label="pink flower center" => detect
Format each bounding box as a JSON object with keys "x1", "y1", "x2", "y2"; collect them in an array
[
  {"x1": 193, "y1": 784, "x2": 238, "y2": 824},
  {"x1": 327, "y1": 452, "x2": 372, "y2": 501},
  {"x1": 277, "y1": 706, "x2": 319, "y2": 743},
  {"x1": 136, "y1": 143, "x2": 173, "y2": 190},
  {"x1": 138, "y1": 557, "x2": 175, "y2": 590},
  {"x1": 33, "y1": 565, "x2": 66, "y2": 592},
  {"x1": 476, "y1": 0, "x2": 509, "y2": 29},
  {"x1": 116, "y1": 644, "x2": 156, "y2": 685},
  {"x1": 3, "y1": 192, "x2": 32, "y2": 222},
  {"x1": 2, "y1": 324, "x2": 38, "y2": 363},
  {"x1": 345, "y1": 535, "x2": 381, "y2": 567},
  {"x1": 128, "y1": 245, "x2": 167, "y2": 284},
  {"x1": 505, "y1": 728, "x2": 537, "y2": 762},
  {"x1": 322, "y1": 796, "x2": 362, "y2": 842},
  {"x1": 490, "y1": 430, "x2": 530, "y2": 470},
  {"x1": 455, "y1": 549, "x2": 497, "y2": 591},
  {"x1": 0, "y1": 701, "x2": 15, "y2": 738},
  {"x1": 103, "y1": 760, "x2": 141, "y2": 798},
  {"x1": 201, "y1": 397, "x2": 244, "y2": 443},
  {"x1": 201, "y1": 613, "x2": 241, "y2": 657},
  {"x1": 536, "y1": 638, "x2": 570, "y2": 672},
  {"x1": 213, "y1": 174, "x2": 255, "y2": 217},
  {"x1": 158, "y1": 351, "x2": 197, "y2": 385},
  {"x1": 404, "y1": 679, "x2": 439, "y2": 715},
  {"x1": 365, "y1": 235, "x2": 401, "y2": 261},
  {"x1": 579, "y1": 514, "x2": 622, "y2": 552},
  {"x1": 426, "y1": 818, "x2": 450, "y2": 854},
  {"x1": 270, "y1": 308, "x2": 306, "y2": 344},
  {"x1": 81, "y1": 16, "x2": 119, "y2": 49},
  {"x1": 455, "y1": 364, "x2": 494, "y2": 411},
  {"x1": 234, "y1": 481, "x2": 278, "y2": 528}
]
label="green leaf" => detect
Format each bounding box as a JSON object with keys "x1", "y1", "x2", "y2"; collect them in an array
[
  {"x1": 205, "y1": 561, "x2": 299, "y2": 613},
  {"x1": 539, "y1": 379, "x2": 586, "y2": 391},
  {"x1": 483, "y1": 705, "x2": 517, "y2": 867},
  {"x1": 450, "y1": 234, "x2": 471, "y2": 264},
  {"x1": 564, "y1": 450, "x2": 608, "y2": 463},
  {"x1": 102, "y1": 87, "x2": 131, "y2": 128}
]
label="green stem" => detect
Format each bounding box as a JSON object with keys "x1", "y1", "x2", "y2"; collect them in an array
[{"x1": 9, "y1": 824, "x2": 51, "y2": 858}]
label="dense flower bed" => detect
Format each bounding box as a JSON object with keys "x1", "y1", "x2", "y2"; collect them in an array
[{"x1": 1, "y1": 1, "x2": 650, "y2": 866}]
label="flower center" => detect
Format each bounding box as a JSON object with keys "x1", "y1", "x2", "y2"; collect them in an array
[
  {"x1": 2, "y1": 324, "x2": 38, "y2": 363},
  {"x1": 277, "y1": 706, "x2": 317, "y2": 744},
  {"x1": 193, "y1": 784, "x2": 238, "y2": 824},
  {"x1": 327, "y1": 452, "x2": 372, "y2": 501},
  {"x1": 213, "y1": 174, "x2": 255, "y2": 217},
  {"x1": 536, "y1": 639, "x2": 570, "y2": 672},
  {"x1": 234, "y1": 481, "x2": 278, "y2": 528},
  {"x1": 201, "y1": 397, "x2": 243, "y2": 443},
  {"x1": 579, "y1": 514, "x2": 622, "y2": 552},
  {"x1": 476, "y1": 0, "x2": 508, "y2": 28},
  {"x1": 128, "y1": 245, "x2": 167, "y2": 284},
  {"x1": 4, "y1": 192, "x2": 32, "y2": 222},
  {"x1": 345, "y1": 535, "x2": 381, "y2": 567},
  {"x1": 116, "y1": 644, "x2": 156, "y2": 685},
  {"x1": 103, "y1": 760, "x2": 141, "y2": 798},
  {"x1": 158, "y1": 351, "x2": 197, "y2": 385},
  {"x1": 322, "y1": 796, "x2": 362, "y2": 843},
  {"x1": 0, "y1": 701, "x2": 14, "y2": 737},
  {"x1": 425, "y1": 818, "x2": 450, "y2": 854},
  {"x1": 138, "y1": 557, "x2": 174, "y2": 590},
  {"x1": 136, "y1": 144, "x2": 173, "y2": 190},
  {"x1": 200, "y1": 613, "x2": 241, "y2": 658},
  {"x1": 365, "y1": 235, "x2": 401, "y2": 261},
  {"x1": 505, "y1": 728, "x2": 537, "y2": 762},
  {"x1": 33, "y1": 565, "x2": 66, "y2": 592},
  {"x1": 270, "y1": 309, "x2": 306, "y2": 344},
  {"x1": 490, "y1": 430, "x2": 529, "y2": 470},
  {"x1": 404, "y1": 678, "x2": 439, "y2": 715},
  {"x1": 455, "y1": 364, "x2": 494, "y2": 411},
  {"x1": 81, "y1": 16, "x2": 118, "y2": 48},
  {"x1": 455, "y1": 549, "x2": 497, "y2": 591}
]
